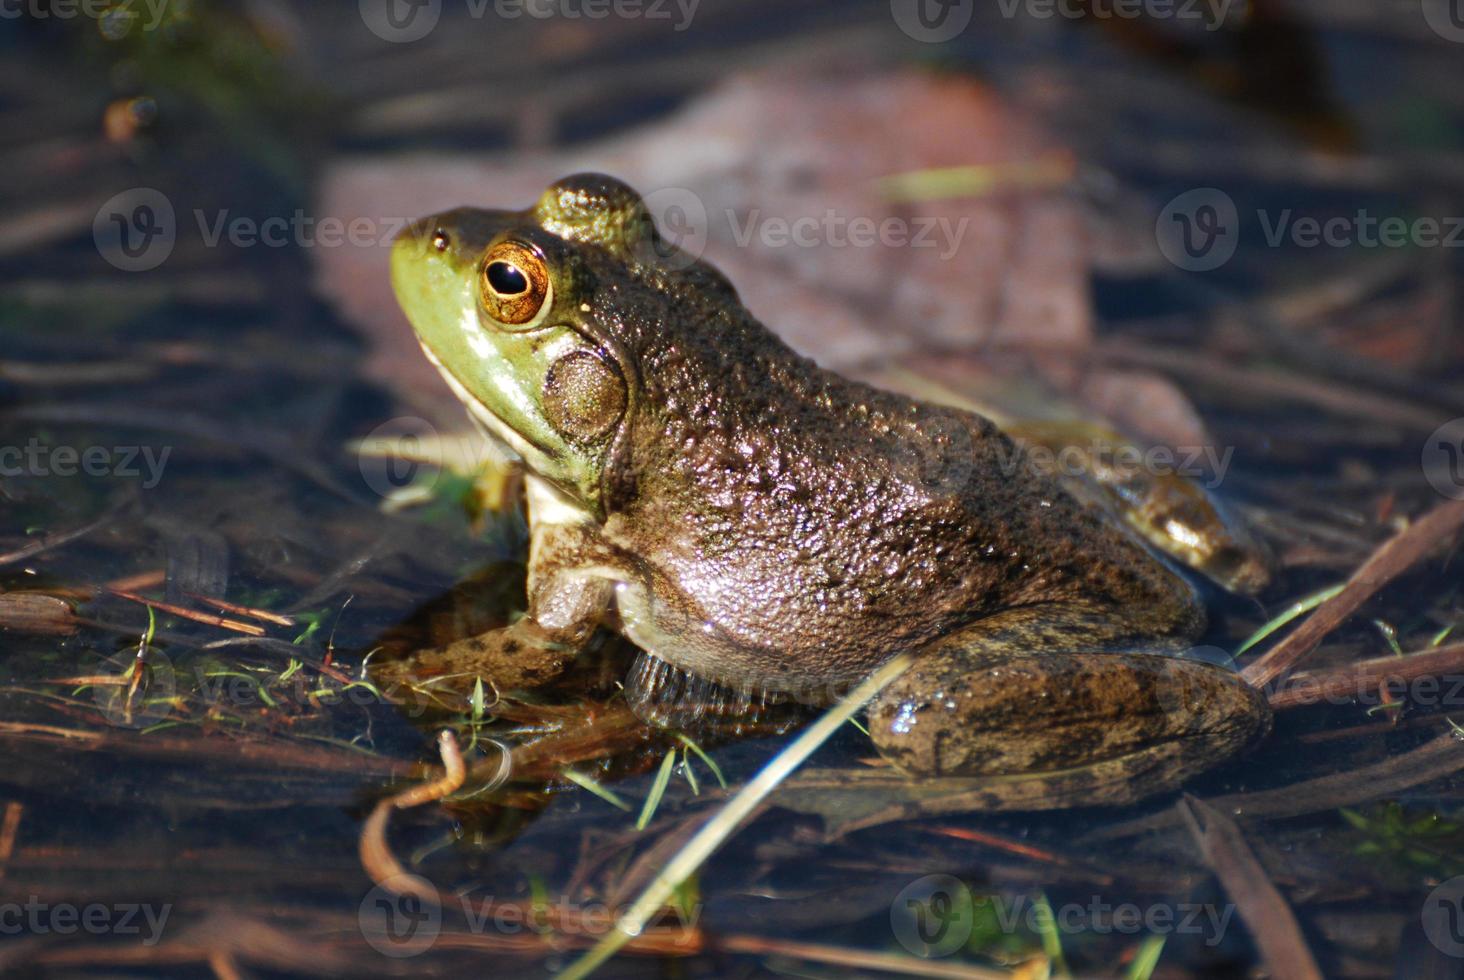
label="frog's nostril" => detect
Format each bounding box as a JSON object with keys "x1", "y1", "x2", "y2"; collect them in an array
[
  {"x1": 431, "y1": 228, "x2": 451, "y2": 252},
  {"x1": 395, "y1": 217, "x2": 440, "y2": 249}
]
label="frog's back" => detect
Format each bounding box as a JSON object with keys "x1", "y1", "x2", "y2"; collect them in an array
[{"x1": 594, "y1": 249, "x2": 1202, "y2": 687}]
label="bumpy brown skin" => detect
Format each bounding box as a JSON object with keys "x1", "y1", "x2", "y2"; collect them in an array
[
  {"x1": 394, "y1": 174, "x2": 1271, "y2": 807},
  {"x1": 551, "y1": 177, "x2": 1202, "y2": 680}
]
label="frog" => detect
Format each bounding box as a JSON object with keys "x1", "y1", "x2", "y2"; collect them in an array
[{"x1": 383, "y1": 173, "x2": 1271, "y2": 809}]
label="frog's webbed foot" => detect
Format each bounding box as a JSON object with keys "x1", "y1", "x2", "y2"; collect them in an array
[
  {"x1": 374, "y1": 522, "x2": 622, "y2": 699},
  {"x1": 867, "y1": 608, "x2": 1271, "y2": 808},
  {"x1": 375, "y1": 618, "x2": 584, "y2": 696}
]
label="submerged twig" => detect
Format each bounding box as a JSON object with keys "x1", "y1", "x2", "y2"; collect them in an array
[
  {"x1": 1179, "y1": 796, "x2": 1323, "y2": 980},
  {"x1": 715, "y1": 933, "x2": 1023, "y2": 978},
  {"x1": 106, "y1": 589, "x2": 267, "y2": 637},
  {"x1": 185, "y1": 593, "x2": 295, "y2": 627},
  {"x1": 0, "y1": 513, "x2": 113, "y2": 567},
  {"x1": 0, "y1": 801, "x2": 23, "y2": 879},
  {"x1": 1268, "y1": 642, "x2": 1464, "y2": 710},
  {"x1": 1243, "y1": 500, "x2": 1464, "y2": 688},
  {"x1": 1092, "y1": 730, "x2": 1464, "y2": 841}
]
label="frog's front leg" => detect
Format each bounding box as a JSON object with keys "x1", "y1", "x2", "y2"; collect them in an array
[
  {"x1": 379, "y1": 522, "x2": 625, "y2": 694},
  {"x1": 867, "y1": 607, "x2": 1271, "y2": 809}
]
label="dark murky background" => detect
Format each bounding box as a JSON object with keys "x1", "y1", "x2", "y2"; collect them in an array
[{"x1": 2, "y1": 2, "x2": 1464, "y2": 977}]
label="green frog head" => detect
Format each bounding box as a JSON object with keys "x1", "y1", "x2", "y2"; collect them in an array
[{"x1": 392, "y1": 174, "x2": 688, "y2": 515}]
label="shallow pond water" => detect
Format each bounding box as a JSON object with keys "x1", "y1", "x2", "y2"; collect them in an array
[{"x1": 2, "y1": 3, "x2": 1463, "y2": 978}]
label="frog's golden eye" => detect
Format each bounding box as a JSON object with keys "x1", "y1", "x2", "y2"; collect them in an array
[{"x1": 480, "y1": 241, "x2": 551, "y2": 327}]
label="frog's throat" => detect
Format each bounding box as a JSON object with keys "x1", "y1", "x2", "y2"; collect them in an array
[{"x1": 417, "y1": 339, "x2": 533, "y2": 466}]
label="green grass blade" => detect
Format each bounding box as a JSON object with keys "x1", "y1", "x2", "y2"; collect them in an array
[
  {"x1": 1235, "y1": 582, "x2": 1347, "y2": 655},
  {"x1": 1125, "y1": 934, "x2": 1166, "y2": 980},
  {"x1": 561, "y1": 768, "x2": 632, "y2": 812},
  {"x1": 636, "y1": 751, "x2": 678, "y2": 831}
]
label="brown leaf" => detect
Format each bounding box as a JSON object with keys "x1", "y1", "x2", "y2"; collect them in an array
[{"x1": 0, "y1": 593, "x2": 78, "y2": 636}]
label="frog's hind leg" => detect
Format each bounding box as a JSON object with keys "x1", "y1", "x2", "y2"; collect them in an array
[{"x1": 867, "y1": 606, "x2": 1271, "y2": 809}]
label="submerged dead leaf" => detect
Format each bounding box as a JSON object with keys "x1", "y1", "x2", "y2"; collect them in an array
[{"x1": 0, "y1": 593, "x2": 78, "y2": 636}]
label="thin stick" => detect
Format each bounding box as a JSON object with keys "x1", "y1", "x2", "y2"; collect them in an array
[
  {"x1": 1179, "y1": 797, "x2": 1323, "y2": 980},
  {"x1": 185, "y1": 593, "x2": 295, "y2": 627},
  {"x1": 0, "y1": 514, "x2": 110, "y2": 567},
  {"x1": 0, "y1": 801, "x2": 23, "y2": 879},
  {"x1": 106, "y1": 589, "x2": 267, "y2": 637},
  {"x1": 1243, "y1": 500, "x2": 1464, "y2": 688},
  {"x1": 716, "y1": 932, "x2": 1022, "y2": 979}
]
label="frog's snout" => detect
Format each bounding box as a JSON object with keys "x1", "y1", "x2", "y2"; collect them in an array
[{"x1": 393, "y1": 216, "x2": 436, "y2": 252}]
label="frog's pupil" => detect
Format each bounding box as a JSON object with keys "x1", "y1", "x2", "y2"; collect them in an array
[{"x1": 488, "y1": 261, "x2": 528, "y2": 296}]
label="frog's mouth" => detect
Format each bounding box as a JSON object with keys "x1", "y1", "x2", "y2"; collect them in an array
[{"x1": 416, "y1": 339, "x2": 538, "y2": 466}]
